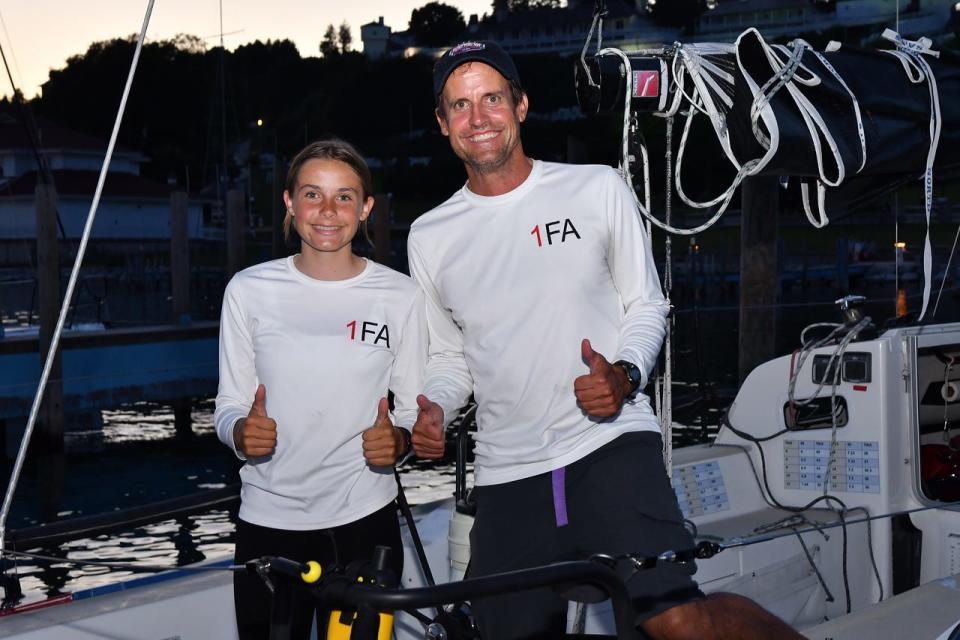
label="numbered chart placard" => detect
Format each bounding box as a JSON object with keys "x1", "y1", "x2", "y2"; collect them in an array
[
  {"x1": 783, "y1": 440, "x2": 880, "y2": 494},
  {"x1": 671, "y1": 461, "x2": 730, "y2": 518}
]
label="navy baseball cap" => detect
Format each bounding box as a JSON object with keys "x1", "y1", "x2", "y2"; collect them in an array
[{"x1": 433, "y1": 40, "x2": 521, "y2": 103}]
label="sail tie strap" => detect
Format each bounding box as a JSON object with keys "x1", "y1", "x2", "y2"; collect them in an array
[{"x1": 881, "y1": 29, "x2": 942, "y2": 321}]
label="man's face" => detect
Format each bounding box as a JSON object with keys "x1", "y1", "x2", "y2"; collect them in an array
[{"x1": 436, "y1": 62, "x2": 528, "y2": 176}]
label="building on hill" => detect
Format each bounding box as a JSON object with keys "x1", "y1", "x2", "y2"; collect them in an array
[
  {"x1": 361, "y1": 0, "x2": 958, "y2": 60},
  {"x1": 361, "y1": 1, "x2": 674, "y2": 58},
  {"x1": 360, "y1": 17, "x2": 392, "y2": 60},
  {"x1": 695, "y1": 0, "x2": 957, "y2": 41}
]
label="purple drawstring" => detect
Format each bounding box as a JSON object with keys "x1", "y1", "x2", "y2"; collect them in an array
[{"x1": 552, "y1": 467, "x2": 568, "y2": 527}]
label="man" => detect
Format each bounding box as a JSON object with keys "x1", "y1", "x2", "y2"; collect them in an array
[{"x1": 409, "y1": 40, "x2": 803, "y2": 640}]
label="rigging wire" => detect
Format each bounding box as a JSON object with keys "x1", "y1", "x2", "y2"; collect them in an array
[
  {"x1": 0, "y1": 8, "x2": 24, "y2": 94},
  {"x1": 792, "y1": 528, "x2": 835, "y2": 603},
  {"x1": 848, "y1": 505, "x2": 885, "y2": 603},
  {"x1": 0, "y1": 9, "x2": 109, "y2": 319},
  {"x1": 931, "y1": 220, "x2": 960, "y2": 319},
  {"x1": 0, "y1": 38, "x2": 53, "y2": 187},
  {"x1": 662, "y1": 114, "x2": 674, "y2": 473},
  {"x1": 5, "y1": 501, "x2": 954, "y2": 580},
  {"x1": 0, "y1": 0, "x2": 158, "y2": 557},
  {"x1": 2, "y1": 549, "x2": 242, "y2": 574}
]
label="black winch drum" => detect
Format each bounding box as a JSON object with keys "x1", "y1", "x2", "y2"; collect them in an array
[{"x1": 575, "y1": 53, "x2": 668, "y2": 115}]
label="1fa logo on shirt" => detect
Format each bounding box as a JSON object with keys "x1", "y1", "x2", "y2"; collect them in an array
[
  {"x1": 347, "y1": 320, "x2": 390, "y2": 347},
  {"x1": 530, "y1": 219, "x2": 581, "y2": 247}
]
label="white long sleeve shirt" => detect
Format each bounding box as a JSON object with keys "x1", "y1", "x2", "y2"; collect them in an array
[
  {"x1": 214, "y1": 257, "x2": 426, "y2": 529},
  {"x1": 408, "y1": 160, "x2": 669, "y2": 486}
]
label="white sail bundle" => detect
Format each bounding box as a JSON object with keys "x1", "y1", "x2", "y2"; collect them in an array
[{"x1": 577, "y1": 27, "x2": 958, "y2": 319}]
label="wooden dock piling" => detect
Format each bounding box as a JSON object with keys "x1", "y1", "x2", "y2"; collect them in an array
[
  {"x1": 227, "y1": 189, "x2": 246, "y2": 278},
  {"x1": 35, "y1": 183, "x2": 65, "y2": 451},
  {"x1": 836, "y1": 237, "x2": 849, "y2": 294},
  {"x1": 372, "y1": 193, "x2": 392, "y2": 266},
  {"x1": 738, "y1": 176, "x2": 780, "y2": 383},
  {"x1": 173, "y1": 398, "x2": 193, "y2": 439},
  {"x1": 271, "y1": 156, "x2": 285, "y2": 259},
  {"x1": 170, "y1": 191, "x2": 190, "y2": 324}
]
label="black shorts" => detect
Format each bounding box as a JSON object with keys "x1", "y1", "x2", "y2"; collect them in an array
[
  {"x1": 469, "y1": 431, "x2": 704, "y2": 639},
  {"x1": 232, "y1": 501, "x2": 403, "y2": 640}
]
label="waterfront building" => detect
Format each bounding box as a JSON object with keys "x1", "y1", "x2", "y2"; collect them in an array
[
  {"x1": 0, "y1": 115, "x2": 225, "y2": 327},
  {"x1": 0, "y1": 115, "x2": 219, "y2": 267},
  {"x1": 695, "y1": 0, "x2": 957, "y2": 41},
  {"x1": 360, "y1": 0, "x2": 958, "y2": 59},
  {"x1": 359, "y1": 17, "x2": 392, "y2": 60}
]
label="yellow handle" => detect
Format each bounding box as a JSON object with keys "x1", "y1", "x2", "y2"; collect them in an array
[
  {"x1": 377, "y1": 612, "x2": 395, "y2": 640},
  {"x1": 327, "y1": 611, "x2": 394, "y2": 640},
  {"x1": 300, "y1": 560, "x2": 322, "y2": 584}
]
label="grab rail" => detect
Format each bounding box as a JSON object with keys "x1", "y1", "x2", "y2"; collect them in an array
[{"x1": 263, "y1": 554, "x2": 640, "y2": 640}]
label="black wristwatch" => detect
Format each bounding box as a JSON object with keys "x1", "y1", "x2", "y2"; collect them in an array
[
  {"x1": 614, "y1": 360, "x2": 642, "y2": 397},
  {"x1": 396, "y1": 427, "x2": 413, "y2": 459}
]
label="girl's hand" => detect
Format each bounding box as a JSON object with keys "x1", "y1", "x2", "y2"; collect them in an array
[
  {"x1": 362, "y1": 397, "x2": 404, "y2": 466},
  {"x1": 233, "y1": 384, "x2": 277, "y2": 457}
]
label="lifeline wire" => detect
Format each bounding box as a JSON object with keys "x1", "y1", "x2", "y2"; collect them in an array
[
  {"x1": 0, "y1": 0, "x2": 157, "y2": 556},
  {"x1": 2, "y1": 549, "x2": 243, "y2": 573},
  {"x1": 6, "y1": 502, "x2": 954, "y2": 584},
  {"x1": 662, "y1": 114, "x2": 674, "y2": 473},
  {"x1": 0, "y1": 9, "x2": 24, "y2": 90}
]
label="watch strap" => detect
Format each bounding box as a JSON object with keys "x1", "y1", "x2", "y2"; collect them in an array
[
  {"x1": 396, "y1": 426, "x2": 413, "y2": 459},
  {"x1": 613, "y1": 360, "x2": 642, "y2": 395}
]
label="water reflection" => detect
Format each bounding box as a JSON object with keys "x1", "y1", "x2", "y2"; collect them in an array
[
  {"x1": 37, "y1": 452, "x2": 65, "y2": 523},
  {"x1": 10, "y1": 394, "x2": 461, "y2": 607},
  {"x1": 13, "y1": 510, "x2": 239, "y2": 605},
  {"x1": 173, "y1": 516, "x2": 206, "y2": 565},
  {"x1": 98, "y1": 398, "x2": 216, "y2": 444},
  {"x1": 36, "y1": 547, "x2": 70, "y2": 597}
]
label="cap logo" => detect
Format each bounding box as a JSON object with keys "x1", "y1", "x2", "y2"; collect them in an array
[{"x1": 449, "y1": 42, "x2": 485, "y2": 57}]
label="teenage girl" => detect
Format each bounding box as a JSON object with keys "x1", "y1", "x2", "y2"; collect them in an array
[{"x1": 214, "y1": 138, "x2": 424, "y2": 638}]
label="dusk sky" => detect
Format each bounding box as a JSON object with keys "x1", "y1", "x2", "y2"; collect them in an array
[{"x1": 0, "y1": 0, "x2": 493, "y2": 99}]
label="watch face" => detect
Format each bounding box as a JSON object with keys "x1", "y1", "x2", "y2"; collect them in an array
[{"x1": 616, "y1": 361, "x2": 641, "y2": 389}]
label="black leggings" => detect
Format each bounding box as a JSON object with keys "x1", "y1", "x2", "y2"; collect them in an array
[{"x1": 233, "y1": 501, "x2": 404, "y2": 640}]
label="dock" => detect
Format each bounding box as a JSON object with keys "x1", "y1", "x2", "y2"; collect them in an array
[{"x1": 0, "y1": 322, "x2": 219, "y2": 452}]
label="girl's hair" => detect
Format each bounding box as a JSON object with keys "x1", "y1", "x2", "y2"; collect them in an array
[{"x1": 283, "y1": 138, "x2": 374, "y2": 242}]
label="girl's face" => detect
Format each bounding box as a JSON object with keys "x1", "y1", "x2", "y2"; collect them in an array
[{"x1": 283, "y1": 158, "x2": 373, "y2": 258}]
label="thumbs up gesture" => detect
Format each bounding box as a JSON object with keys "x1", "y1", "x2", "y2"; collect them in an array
[
  {"x1": 233, "y1": 384, "x2": 278, "y2": 457},
  {"x1": 573, "y1": 339, "x2": 631, "y2": 418},
  {"x1": 411, "y1": 395, "x2": 445, "y2": 460},
  {"x1": 362, "y1": 397, "x2": 404, "y2": 467}
]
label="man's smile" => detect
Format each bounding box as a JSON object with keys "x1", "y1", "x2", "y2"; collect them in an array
[{"x1": 466, "y1": 130, "x2": 501, "y2": 143}]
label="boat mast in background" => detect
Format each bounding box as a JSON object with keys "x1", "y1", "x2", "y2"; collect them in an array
[{"x1": 0, "y1": 0, "x2": 157, "y2": 562}]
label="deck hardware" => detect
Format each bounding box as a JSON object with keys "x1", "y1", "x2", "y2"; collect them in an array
[{"x1": 247, "y1": 557, "x2": 275, "y2": 596}]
